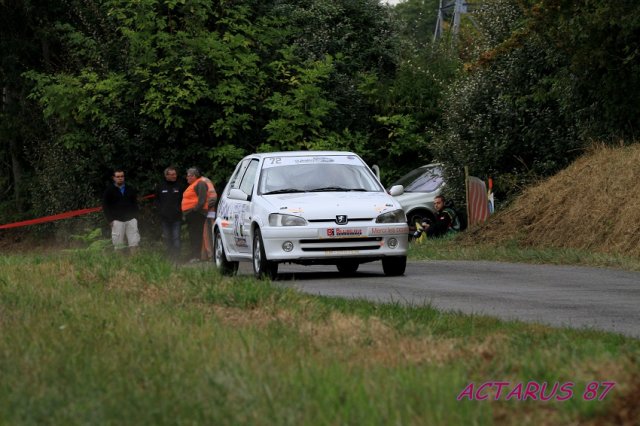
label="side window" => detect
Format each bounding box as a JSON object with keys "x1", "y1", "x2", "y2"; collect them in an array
[
  {"x1": 229, "y1": 160, "x2": 250, "y2": 190},
  {"x1": 239, "y1": 159, "x2": 259, "y2": 196}
]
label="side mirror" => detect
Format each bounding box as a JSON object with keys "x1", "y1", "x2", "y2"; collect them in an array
[
  {"x1": 227, "y1": 188, "x2": 248, "y2": 201},
  {"x1": 388, "y1": 185, "x2": 404, "y2": 196}
]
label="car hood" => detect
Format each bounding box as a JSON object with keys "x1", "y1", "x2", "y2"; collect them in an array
[{"x1": 261, "y1": 192, "x2": 400, "y2": 220}]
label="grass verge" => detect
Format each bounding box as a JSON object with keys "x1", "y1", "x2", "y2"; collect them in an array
[{"x1": 1, "y1": 249, "x2": 638, "y2": 425}]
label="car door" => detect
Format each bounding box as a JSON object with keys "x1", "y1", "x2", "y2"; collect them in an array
[
  {"x1": 218, "y1": 159, "x2": 249, "y2": 255},
  {"x1": 228, "y1": 158, "x2": 259, "y2": 254}
]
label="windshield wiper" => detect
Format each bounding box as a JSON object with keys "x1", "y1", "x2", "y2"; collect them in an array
[
  {"x1": 262, "y1": 188, "x2": 306, "y2": 195},
  {"x1": 309, "y1": 186, "x2": 367, "y2": 192}
]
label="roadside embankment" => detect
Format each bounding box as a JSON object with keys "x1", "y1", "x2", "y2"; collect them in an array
[{"x1": 464, "y1": 144, "x2": 640, "y2": 258}]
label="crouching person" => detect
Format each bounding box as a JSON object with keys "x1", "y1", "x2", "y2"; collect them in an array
[{"x1": 413, "y1": 195, "x2": 460, "y2": 242}]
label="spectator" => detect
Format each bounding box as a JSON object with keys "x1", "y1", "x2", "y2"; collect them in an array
[
  {"x1": 155, "y1": 166, "x2": 184, "y2": 260},
  {"x1": 103, "y1": 169, "x2": 140, "y2": 253},
  {"x1": 181, "y1": 167, "x2": 217, "y2": 262},
  {"x1": 414, "y1": 195, "x2": 458, "y2": 239}
]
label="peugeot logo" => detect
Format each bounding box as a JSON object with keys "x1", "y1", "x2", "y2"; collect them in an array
[{"x1": 335, "y1": 215, "x2": 348, "y2": 225}]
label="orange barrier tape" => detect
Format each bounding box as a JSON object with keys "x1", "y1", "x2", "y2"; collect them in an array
[{"x1": 0, "y1": 194, "x2": 155, "y2": 230}]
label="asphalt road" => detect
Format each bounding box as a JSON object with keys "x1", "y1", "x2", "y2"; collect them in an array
[{"x1": 237, "y1": 260, "x2": 640, "y2": 338}]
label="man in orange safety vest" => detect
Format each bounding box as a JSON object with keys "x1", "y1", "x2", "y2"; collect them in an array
[{"x1": 181, "y1": 167, "x2": 217, "y2": 262}]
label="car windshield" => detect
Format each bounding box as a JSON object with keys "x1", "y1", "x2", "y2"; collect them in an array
[
  {"x1": 258, "y1": 155, "x2": 383, "y2": 194},
  {"x1": 393, "y1": 166, "x2": 443, "y2": 192}
]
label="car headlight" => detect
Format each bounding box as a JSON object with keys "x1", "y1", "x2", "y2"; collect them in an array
[
  {"x1": 375, "y1": 209, "x2": 406, "y2": 224},
  {"x1": 269, "y1": 213, "x2": 307, "y2": 226}
]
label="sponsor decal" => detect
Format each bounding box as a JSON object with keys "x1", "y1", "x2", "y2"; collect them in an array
[
  {"x1": 325, "y1": 228, "x2": 364, "y2": 237},
  {"x1": 294, "y1": 157, "x2": 335, "y2": 164},
  {"x1": 335, "y1": 228, "x2": 363, "y2": 236},
  {"x1": 370, "y1": 226, "x2": 409, "y2": 235},
  {"x1": 263, "y1": 155, "x2": 361, "y2": 168}
]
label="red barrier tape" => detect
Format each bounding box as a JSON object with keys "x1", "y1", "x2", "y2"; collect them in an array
[{"x1": 0, "y1": 194, "x2": 155, "y2": 230}]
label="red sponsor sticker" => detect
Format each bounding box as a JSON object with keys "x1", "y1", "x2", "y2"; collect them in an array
[{"x1": 325, "y1": 228, "x2": 364, "y2": 237}]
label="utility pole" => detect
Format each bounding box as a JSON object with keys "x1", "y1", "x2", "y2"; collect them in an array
[
  {"x1": 433, "y1": 0, "x2": 474, "y2": 43},
  {"x1": 451, "y1": 0, "x2": 467, "y2": 36},
  {"x1": 433, "y1": 0, "x2": 445, "y2": 42}
]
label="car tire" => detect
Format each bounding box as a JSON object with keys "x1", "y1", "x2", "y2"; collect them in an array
[
  {"x1": 214, "y1": 228, "x2": 238, "y2": 276},
  {"x1": 252, "y1": 228, "x2": 278, "y2": 280},
  {"x1": 382, "y1": 256, "x2": 406, "y2": 276},
  {"x1": 407, "y1": 210, "x2": 435, "y2": 232},
  {"x1": 336, "y1": 261, "x2": 359, "y2": 275}
]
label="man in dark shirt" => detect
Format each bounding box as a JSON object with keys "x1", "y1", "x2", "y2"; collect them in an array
[
  {"x1": 103, "y1": 169, "x2": 140, "y2": 252},
  {"x1": 421, "y1": 195, "x2": 457, "y2": 238},
  {"x1": 155, "y1": 166, "x2": 184, "y2": 260}
]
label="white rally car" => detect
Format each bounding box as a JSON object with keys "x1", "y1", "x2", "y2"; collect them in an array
[{"x1": 213, "y1": 151, "x2": 409, "y2": 279}]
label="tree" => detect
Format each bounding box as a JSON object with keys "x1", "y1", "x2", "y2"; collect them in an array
[
  {"x1": 0, "y1": 0, "x2": 68, "y2": 218},
  {"x1": 429, "y1": 0, "x2": 640, "y2": 202},
  {"x1": 13, "y1": 0, "x2": 404, "y2": 225},
  {"x1": 538, "y1": 0, "x2": 640, "y2": 140}
]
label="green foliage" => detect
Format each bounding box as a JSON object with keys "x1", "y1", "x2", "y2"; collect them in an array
[
  {"x1": 537, "y1": 0, "x2": 640, "y2": 140},
  {"x1": 208, "y1": 144, "x2": 247, "y2": 186},
  {"x1": 6, "y1": 0, "x2": 640, "y2": 226},
  {"x1": 392, "y1": 0, "x2": 440, "y2": 50},
  {"x1": 431, "y1": 0, "x2": 640, "y2": 202},
  {"x1": 353, "y1": 2, "x2": 460, "y2": 183},
  {"x1": 28, "y1": 138, "x2": 99, "y2": 216},
  {"x1": 14, "y1": 0, "x2": 406, "y2": 215},
  {"x1": 269, "y1": 0, "x2": 422, "y2": 178},
  {"x1": 262, "y1": 53, "x2": 336, "y2": 150},
  {"x1": 68, "y1": 227, "x2": 111, "y2": 252},
  {"x1": 372, "y1": 113, "x2": 425, "y2": 183}
]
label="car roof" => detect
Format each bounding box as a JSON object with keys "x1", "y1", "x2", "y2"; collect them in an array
[{"x1": 246, "y1": 151, "x2": 358, "y2": 159}]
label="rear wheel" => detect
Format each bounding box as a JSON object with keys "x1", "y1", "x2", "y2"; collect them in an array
[
  {"x1": 336, "y1": 261, "x2": 359, "y2": 275},
  {"x1": 252, "y1": 228, "x2": 278, "y2": 280},
  {"x1": 214, "y1": 228, "x2": 238, "y2": 275},
  {"x1": 382, "y1": 256, "x2": 406, "y2": 276}
]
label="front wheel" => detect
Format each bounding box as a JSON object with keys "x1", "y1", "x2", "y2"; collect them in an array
[
  {"x1": 382, "y1": 256, "x2": 406, "y2": 276},
  {"x1": 252, "y1": 228, "x2": 278, "y2": 280},
  {"x1": 214, "y1": 228, "x2": 238, "y2": 276}
]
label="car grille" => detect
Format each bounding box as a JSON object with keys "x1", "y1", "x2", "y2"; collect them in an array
[
  {"x1": 299, "y1": 237, "x2": 383, "y2": 252},
  {"x1": 307, "y1": 218, "x2": 373, "y2": 223}
]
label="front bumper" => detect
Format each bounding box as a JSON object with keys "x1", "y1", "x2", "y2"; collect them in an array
[{"x1": 260, "y1": 224, "x2": 409, "y2": 262}]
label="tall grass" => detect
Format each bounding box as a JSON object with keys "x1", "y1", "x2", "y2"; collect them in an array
[{"x1": 1, "y1": 250, "x2": 638, "y2": 425}]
